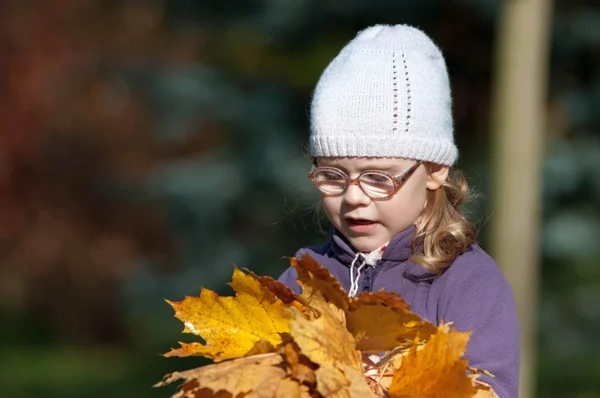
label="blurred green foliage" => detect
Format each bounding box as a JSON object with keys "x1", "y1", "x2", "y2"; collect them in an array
[{"x1": 0, "y1": 0, "x2": 599, "y2": 397}]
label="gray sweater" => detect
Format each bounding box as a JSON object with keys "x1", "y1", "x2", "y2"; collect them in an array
[{"x1": 279, "y1": 225, "x2": 520, "y2": 398}]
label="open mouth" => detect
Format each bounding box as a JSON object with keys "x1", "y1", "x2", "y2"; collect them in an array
[
  {"x1": 345, "y1": 217, "x2": 379, "y2": 232},
  {"x1": 347, "y1": 218, "x2": 376, "y2": 225}
]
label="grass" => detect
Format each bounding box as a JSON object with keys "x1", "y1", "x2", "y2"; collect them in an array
[{"x1": 0, "y1": 344, "x2": 207, "y2": 398}]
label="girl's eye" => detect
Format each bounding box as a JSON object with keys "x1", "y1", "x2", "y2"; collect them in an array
[
  {"x1": 361, "y1": 173, "x2": 389, "y2": 183},
  {"x1": 316, "y1": 170, "x2": 344, "y2": 181}
]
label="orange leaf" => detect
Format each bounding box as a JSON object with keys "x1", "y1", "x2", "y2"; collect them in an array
[
  {"x1": 388, "y1": 326, "x2": 475, "y2": 398},
  {"x1": 347, "y1": 291, "x2": 438, "y2": 352}
]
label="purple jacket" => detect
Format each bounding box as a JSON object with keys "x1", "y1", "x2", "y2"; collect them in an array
[{"x1": 279, "y1": 225, "x2": 520, "y2": 398}]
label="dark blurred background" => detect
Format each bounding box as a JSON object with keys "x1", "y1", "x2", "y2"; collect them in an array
[{"x1": 0, "y1": 1, "x2": 599, "y2": 397}]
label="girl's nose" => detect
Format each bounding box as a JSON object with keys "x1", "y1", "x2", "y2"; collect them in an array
[{"x1": 343, "y1": 183, "x2": 371, "y2": 206}]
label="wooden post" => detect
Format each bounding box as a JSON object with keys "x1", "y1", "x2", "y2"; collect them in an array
[{"x1": 490, "y1": 0, "x2": 552, "y2": 397}]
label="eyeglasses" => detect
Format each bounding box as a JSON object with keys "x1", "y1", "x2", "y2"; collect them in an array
[{"x1": 308, "y1": 161, "x2": 423, "y2": 200}]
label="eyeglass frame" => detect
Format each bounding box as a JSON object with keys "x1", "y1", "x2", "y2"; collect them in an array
[{"x1": 307, "y1": 160, "x2": 424, "y2": 200}]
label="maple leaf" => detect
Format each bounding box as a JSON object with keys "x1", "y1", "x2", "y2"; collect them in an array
[
  {"x1": 289, "y1": 283, "x2": 377, "y2": 398},
  {"x1": 281, "y1": 341, "x2": 318, "y2": 388},
  {"x1": 246, "y1": 270, "x2": 305, "y2": 308},
  {"x1": 160, "y1": 256, "x2": 497, "y2": 398},
  {"x1": 246, "y1": 377, "x2": 313, "y2": 398},
  {"x1": 292, "y1": 255, "x2": 437, "y2": 352},
  {"x1": 292, "y1": 255, "x2": 350, "y2": 311},
  {"x1": 388, "y1": 326, "x2": 476, "y2": 398},
  {"x1": 164, "y1": 267, "x2": 293, "y2": 361},
  {"x1": 155, "y1": 352, "x2": 309, "y2": 398},
  {"x1": 347, "y1": 291, "x2": 437, "y2": 352}
]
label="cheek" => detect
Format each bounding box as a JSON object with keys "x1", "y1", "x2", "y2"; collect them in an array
[
  {"x1": 384, "y1": 179, "x2": 428, "y2": 222},
  {"x1": 321, "y1": 197, "x2": 341, "y2": 221},
  {"x1": 404, "y1": 172, "x2": 429, "y2": 204}
]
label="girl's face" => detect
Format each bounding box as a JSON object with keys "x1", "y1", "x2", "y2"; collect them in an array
[{"x1": 317, "y1": 157, "x2": 438, "y2": 252}]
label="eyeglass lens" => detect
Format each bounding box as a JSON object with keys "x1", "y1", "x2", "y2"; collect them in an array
[{"x1": 312, "y1": 170, "x2": 395, "y2": 198}]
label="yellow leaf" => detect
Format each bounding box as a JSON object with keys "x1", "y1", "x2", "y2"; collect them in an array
[
  {"x1": 289, "y1": 300, "x2": 360, "y2": 371},
  {"x1": 165, "y1": 267, "x2": 292, "y2": 361},
  {"x1": 388, "y1": 326, "x2": 476, "y2": 398}
]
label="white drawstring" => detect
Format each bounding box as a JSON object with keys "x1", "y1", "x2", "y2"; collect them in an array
[
  {"x1": 347, "y1": 243, "x2": 389, "y2": 298},
  {"x1": 348, "y1": 253, "x2": 364, "y2": 298},
  {"x1": 349, "y1": 256, "x2": 368, "y2": 297}
]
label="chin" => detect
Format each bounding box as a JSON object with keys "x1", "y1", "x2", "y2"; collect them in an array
[{"x1": 349, "y1": 237, "x2": 382, "y2": 253}]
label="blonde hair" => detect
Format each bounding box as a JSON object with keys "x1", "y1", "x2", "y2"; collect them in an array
[{"x1": 410, "y1": 167, "x2": 477, "y2": 273}]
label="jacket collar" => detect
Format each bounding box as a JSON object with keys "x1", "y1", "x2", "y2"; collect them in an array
[
  {"x1": 330, "y1": 225, "x2": 416, "y2": 264},
  {"x1": 328, "y1": 225, "x2": 436, "y2": 282}
]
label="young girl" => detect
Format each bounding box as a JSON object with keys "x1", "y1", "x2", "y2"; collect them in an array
[{"x1": 278, "y1": 25, "x2": 519, "y2": 397}]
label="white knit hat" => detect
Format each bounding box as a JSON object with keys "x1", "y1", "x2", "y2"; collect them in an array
[{"x1": 310, "y1": 24, "x2": 458, "y2": 166}]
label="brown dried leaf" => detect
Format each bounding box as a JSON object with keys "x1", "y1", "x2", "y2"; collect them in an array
[
  {"x1": 155, "y1": 353, "x2": 284, "y2": 398},
  {"x1": 181, "y1": 388, "x2": 235, "y2": 398},
  {"x1": 282, "y1": 342, "x2": 318, "y2": 387},
  {"x1": 247, "y1": 377, "x2": 312, "y2": 398},
  {"x1": 292, "y1": 256, "x2": 350, "y2": 311},
  {"x1": 313, "y1": 366, "x2": 350, "y2": 398},
  {"x1": 246, "y1": 270, "x2": 306, "y2": 309}
]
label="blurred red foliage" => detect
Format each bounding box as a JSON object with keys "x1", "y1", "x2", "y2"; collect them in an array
[{"x1": 0, "y1": 0, "x2": 190, "y2": 343}]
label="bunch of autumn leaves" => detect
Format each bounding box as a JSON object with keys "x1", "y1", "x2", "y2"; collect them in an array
[{"x1": 156, "y1": 255, "x2": 497, "y2": 398}]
